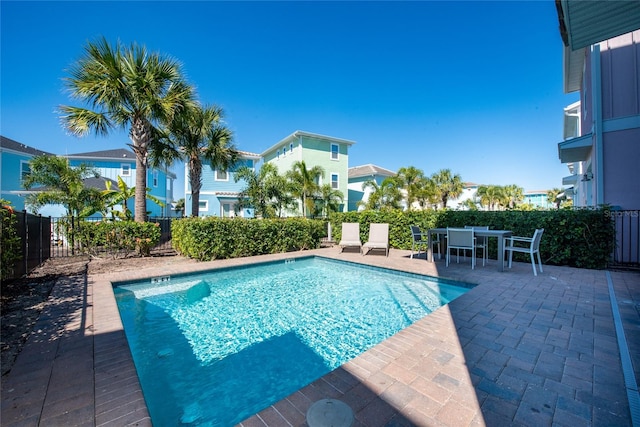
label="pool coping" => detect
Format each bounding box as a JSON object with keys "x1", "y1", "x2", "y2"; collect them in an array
[{"x1": 1, "y1": 247, "x2": 638, "y2": 426}]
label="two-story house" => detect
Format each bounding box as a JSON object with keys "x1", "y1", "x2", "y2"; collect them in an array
[
  {"x1": 260, "y1": 131, "x2": 355, "y2": 216},
  {"x1": 556, "y1": 3, "x2": 640, "y2": 210},
  {"x1": 184, "y1": 151, "x2": 261, "y2": 217},
  {"x1": 347, "y1": 164, "x2": 396, "y2": 211},
  {"x1": 0, "y1": 136, "x2": 53, "y2": 211}
]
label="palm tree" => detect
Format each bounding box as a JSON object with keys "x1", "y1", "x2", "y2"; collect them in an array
[
  {"x1": 396, "y1": 166, "x2": 425, "y2": 210},
  {"x1": 22, "y1": 155, "x2": 102, "y2": 217},
  {"x1": 168, "y1": 104, "x2": 238, "y2": 217},
  {"x1": 59, "y1": 37, "x2": 194, "y2": 222},
  {"x1": 102, "y1": 175, "x2": 164, "y2": 220},
  {"x1": 476, "y1": 185, "x2": 505, "y2": 211},
  {"x1": 316, "y1": 184, "x2": 344, "y2": 217},
  {"x1": 547, "y1": 188, "x2": 565, "y2": 209},
  {"x1": 431, "y1": 169, "x2": 464, "y2": 209},
  {"x1": 174, "y1": 198, "x2": 185, "y2": 217},
  {"x1": 286, "y1": 161, "x2": 325, "y2": 217},
  {"x1": 360, "y1": 177, "x2": 403, "y2": 210},
  {"x1": 415, "y1": 176, "x2": 439, "y2": 210},
  {"x1": 504, "y1": 184, "x2": 524, "y2": 209}
]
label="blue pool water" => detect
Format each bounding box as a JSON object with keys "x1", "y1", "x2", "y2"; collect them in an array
[{"x1": 113, "y1": 256, "x2": 472, "y2": 426}]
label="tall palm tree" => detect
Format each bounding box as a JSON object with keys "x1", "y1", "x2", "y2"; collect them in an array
[
  {"x1": 22, "y1": 155, "x2": 102, "y2": 217},
  {"x1": 396, "y1": 166, "x2": 425, "y2": 210},
  {"x1": 59, "y1": 37, "x2": 194, "y2": 222},
  {"x1": 168, "y1": 104, "x2": 238, "y2": 217},
  {"x1": 415, "y1": 176, "x2": 439, "y2": 210},
  {"x1": 286, "y1": 161, "x2": 325, "y2": 217},
  {"x1": 431, "y1": 169, "x2": 464, "y2": 209}
]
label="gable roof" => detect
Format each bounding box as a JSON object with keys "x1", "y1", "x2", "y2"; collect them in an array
[
  {"x1": 66, "y1": 149, "x2": 136, "y2": 160},
  {"x1": 348, "y1": 164, "x2": 396, "y2": 179},
  {"x1": 0, "y1": 135, "x2": 53, "y2": 156},
  {"x1": 261, "y1": 130, "x2": 356, "y2": 157}
]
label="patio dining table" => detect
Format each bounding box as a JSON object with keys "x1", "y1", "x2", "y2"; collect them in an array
[{"x1": 427, "y1": 228, "x2": 513, "y2": 272}]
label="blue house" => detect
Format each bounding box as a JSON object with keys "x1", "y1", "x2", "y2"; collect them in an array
[
  {"x1": 0, "y1": 136, "x2": 53, "y2": 211},
  {"x1": 185, "y1": 150, "x2": 261, "y2": 217},
  {"x1": 65, "y1": 149, "x2": 176, "y2": 218}
]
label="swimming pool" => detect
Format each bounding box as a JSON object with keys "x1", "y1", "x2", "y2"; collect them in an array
[{"x1": 113, "y1": 256, "x2": 473, "y2": 426}]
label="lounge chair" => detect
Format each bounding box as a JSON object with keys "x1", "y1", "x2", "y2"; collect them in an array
[
  {"x1": 363, "y1": 223, "x2": 389, "y2": 256},
  {"x1": 338, "y1": 222, "x2": 362, "y2": 254}
]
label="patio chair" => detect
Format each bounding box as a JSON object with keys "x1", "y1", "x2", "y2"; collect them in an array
[
  {"x1": 338, "y1": 222, "x2": 362, "y2": 254},
  {"x1": 363, "y1": 223, "x2": 389, "y2": 256},
  {"x1": 446, "y1": 228, "x2": 475, "y2": 269},
  {"x1": 410, "y1": 225, "x2": 440, "y2": 259},
  {"x1": 504, "y1": 228, "x2": 545, "y2": 276},
  {"x1": 465, "y1": 225, "x2": 489, "y2": 266}
]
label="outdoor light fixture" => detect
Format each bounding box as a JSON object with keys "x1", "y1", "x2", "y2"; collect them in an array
[{"x1": 582, "y1": 172, "x2": 593, "y2": 181}]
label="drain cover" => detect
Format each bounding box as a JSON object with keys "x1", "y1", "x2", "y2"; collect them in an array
[{"x1": 306, "y1": 398, "x2": 354, "y2": 427}]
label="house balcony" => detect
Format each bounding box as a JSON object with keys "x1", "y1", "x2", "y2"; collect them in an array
[{"x1": 558, "y1": 133, "x2": 592, "y2": 163}]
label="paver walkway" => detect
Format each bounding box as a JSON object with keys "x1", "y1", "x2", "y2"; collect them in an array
[{"x1": 1, "y1": 247, "x2": 638, "y2": 426}]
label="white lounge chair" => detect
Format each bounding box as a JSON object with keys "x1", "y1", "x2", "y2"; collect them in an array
[
  {"x1": 338, "y1": 222, "x2": 362, "y2": 254},
  {"x1": 504, "y1": 228, "x2": 545, "y2": 276},
  {"x1": 363, "y1": 223, "x2": 389, "y2": 256}
]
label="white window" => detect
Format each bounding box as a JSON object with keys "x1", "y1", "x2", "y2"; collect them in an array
[
  {"x1": 277, "y1": 149, "x2": 280, "y2": 158},
  {"x1": 152, "y1": 170, "x2": 159, "y2": 187},
  {"x1": 20, "y1": 161, "x2": 31, "y2": 183},
  {"x1": 289, "y1": 142, "x2": 294, "y2": 154},
  {"x1": 215, "y1": 170, "x2": 228, "y2": 181},
  {"x1": 331, "y1": 173, "x2": 339, "y2": 189},
  {"x1": 283, "y1": 146, "x2": 287, "y2": 156},
  {"x1": 121, "y1": 164, "x2": 131, "y2": 176},
  {"x1": 198, "y1": 200, "x2": 208, "y2": 212},
  {"x1": 330, "y1": 143, "x2": 339, "y2": 160}
]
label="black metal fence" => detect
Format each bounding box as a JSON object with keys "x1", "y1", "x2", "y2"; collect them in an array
[
  {"x1": 610, "y1": 210, "x2": 640, "y2": 269},
  {"x1": 4, "y1": 211, "x2": 51, "y2": 279}
]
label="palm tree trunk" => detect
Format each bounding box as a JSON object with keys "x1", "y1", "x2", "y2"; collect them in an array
[
  {"x1": 189, "y1": 158, "x2": 202, "y2": 217},
  {"x1": 130, "y1": 117, "x2": 151, "y2": 223}
]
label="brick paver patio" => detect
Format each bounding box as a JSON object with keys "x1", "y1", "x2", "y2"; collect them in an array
[{"x1": 2, "y1": 247, "x2": 638, "y2": 426}]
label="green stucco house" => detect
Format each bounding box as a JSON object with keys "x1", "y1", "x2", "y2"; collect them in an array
[{"x1": 261, "y1": 130, "x2": 355, "y2": 216}]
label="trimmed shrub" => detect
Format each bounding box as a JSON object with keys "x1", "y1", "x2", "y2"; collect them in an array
[
  {"x1": 171, "y1": 217, "x2": 325, "y2": 261},
  {"x1": 75, "y1": 220, "x2": 161, "y2": 258}
]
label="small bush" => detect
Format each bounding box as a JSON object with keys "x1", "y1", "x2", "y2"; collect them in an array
[
  {"x1": 75, "y1": 220, "x2": 161, "y2": 258},
  {"x1": 171, "y1": 217, "x2": 325, "y2": 261},
  {"x1": 1, "y1": 202, "x2": 21, "y2": 281}
]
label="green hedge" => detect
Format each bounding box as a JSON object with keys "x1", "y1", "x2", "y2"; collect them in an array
[
  {"x1": 329, "y1": 208, "x2": 615, "y2": 269},
  {"x1": 171, "y1": 217, "x2": 326, "y2": 261},
  {"x1": 74, "y1": 220, "x2": 162, "y2": 258}
]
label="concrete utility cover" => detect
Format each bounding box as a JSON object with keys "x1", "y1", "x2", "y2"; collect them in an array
[{"x1": 306, "y1": 398, "x2": 354, "y2": 427}]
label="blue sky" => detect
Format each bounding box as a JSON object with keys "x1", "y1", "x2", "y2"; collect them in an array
[{"x1": 1, "y1": 1, "x2": 578, "y2": 198}]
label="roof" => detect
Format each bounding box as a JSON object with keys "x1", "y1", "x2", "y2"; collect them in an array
[
  {"x1": 556, "y1": 0, "x2": 640, "y2": 93},
  {"x1": 237, "y1": 150, "x2": 261, "y2": 160},
  {"x1": 348, "y1": 164, "x2": 396, "y2": 179},
  {"x1": 83, "y1": 176, "x2": 118, "y2": 190},
  {"x1": 556, "y1": 0, "x2": 640, "y2": 51},
  {"x1": 66, "y1": 149, "x2": 136, "y2": 160},
  {"x1": 261, "y1": 130, "x2": 356, "y2": 157},
  {"x1": 0, "y1": 135, "x2": 53, "y2": 156}
]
